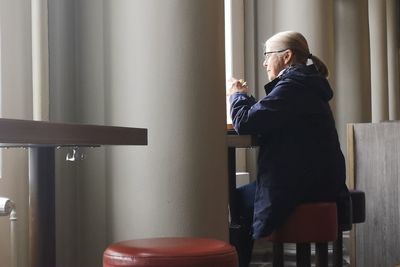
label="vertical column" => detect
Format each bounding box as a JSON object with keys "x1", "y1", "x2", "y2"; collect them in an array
[
  {"x1": 386, "y1": 0, "x2": 400, "y2": 120},
  {"x1": 31, "y1": 0, "x2": 49, "y2": 121},
  {"x1": 29, "y1": 147, "x2": 55, "y2": 267},
  {"x1": 243, "y1": 0, "x2": 259, "y2": 184},
  {"x1": 104, "y1": 0, "x2": 228, "y2": 241},
  {"x1": 31, "y1": 1, "x2": 52, "y2": 266},
  {"x1": 334, "y1": 0, "x2": 371, "y2": 146},
  {"x1": 369, "y1": 0, "x2": 389, "y2": 122}
]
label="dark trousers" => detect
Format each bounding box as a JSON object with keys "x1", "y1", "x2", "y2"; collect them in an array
[{"x1": 230, "y1": 182, "x2": 256, "y2": 267}]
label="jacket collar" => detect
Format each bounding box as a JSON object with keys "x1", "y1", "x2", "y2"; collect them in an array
[
  {"x1": 263, "y1": 64, "x2": 313, "y2": 95},
  {"x1": 264, "y1": 77, "x2": 281, "y2": 95}
]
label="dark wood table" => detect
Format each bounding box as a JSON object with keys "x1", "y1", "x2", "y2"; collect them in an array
[{"x1": 0, "y1": 118, "x2": 147, "y2": 267}]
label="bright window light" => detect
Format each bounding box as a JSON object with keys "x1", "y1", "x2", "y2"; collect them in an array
[
  {"x1": 224, "y1": 0, "x2": 245, "y2": 125},
  {"x1": 225, "y1": 0, "x2": 233, "y2": 124},
  {"x1": 0, "y1": 18, "x2": 3, "y2": 179}
]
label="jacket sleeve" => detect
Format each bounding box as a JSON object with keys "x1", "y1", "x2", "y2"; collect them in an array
[{"x1": 229, "y1": 91, "x2": 290, "y2": 135}]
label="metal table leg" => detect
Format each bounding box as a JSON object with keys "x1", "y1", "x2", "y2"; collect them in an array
[{"x1": 29, "y1": 147, "x2": 55, "y2": 267}]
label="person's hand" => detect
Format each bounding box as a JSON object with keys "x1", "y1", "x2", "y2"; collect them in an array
[{"x1": 226, "y1": 78, "x2": 249, "y2": 96}]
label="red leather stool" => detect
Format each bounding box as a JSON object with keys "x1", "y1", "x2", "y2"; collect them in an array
[
  {"x1": 265, "y1": 202, "x2": 338, "y2": 267},
  {"x1": 103, "y1": 237, "x2": 238, "y2": 267}
]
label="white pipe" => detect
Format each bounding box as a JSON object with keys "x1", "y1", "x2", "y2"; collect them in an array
[
  {"x1": 0, "y1": 198, "x2": 17, "y2": 267},
  {"x1": 10, "y1": 209, "x2": 17, "y2": 267},
  {"x1": 0, "y1": 197, "x2": 14, "y2": 216}
]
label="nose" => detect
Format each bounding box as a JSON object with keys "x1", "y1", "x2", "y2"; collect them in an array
[{"x1": 262, "y1": 59, "x2": 268, "y2": 67}]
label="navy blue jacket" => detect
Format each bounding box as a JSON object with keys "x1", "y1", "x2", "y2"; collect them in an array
[{"x1": 230, "y1": 65, "x2": 348, "y2": 239}]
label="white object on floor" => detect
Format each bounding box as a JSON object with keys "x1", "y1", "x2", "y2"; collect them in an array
[{"x1": 236, "y1": 172, "x2": 250, "y2": 188}]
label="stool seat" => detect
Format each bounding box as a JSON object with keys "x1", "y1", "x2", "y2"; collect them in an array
[
  {"x1": 103, "y1": 237, "x2": 238, "y2": 267},
  {"x1": 265, "y1": 202, "x2": 338, "y2": 267},
  {"x1": 266, "y1": 202, "x2": 338, "y2": 243}
]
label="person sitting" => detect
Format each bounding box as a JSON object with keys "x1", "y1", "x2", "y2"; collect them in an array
[{"x1": 227, "y1": 31, "x2": 349, "y2": 267}]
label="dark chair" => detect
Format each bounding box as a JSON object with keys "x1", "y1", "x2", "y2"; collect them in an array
[{"x1": 333, "y1": 189, "x2": 366, "y2": 267}]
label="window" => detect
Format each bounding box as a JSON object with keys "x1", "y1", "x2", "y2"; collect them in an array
[
  {"x1": 224, "y1": 0, "x2": 248, "y2": 176},
  {"x1": 224, "y1": 0, "x2": 245, "y2": 124}
]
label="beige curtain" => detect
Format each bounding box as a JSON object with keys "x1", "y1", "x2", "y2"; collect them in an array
[
  {"x1": 386, "y1": 0, "x2": 400, "y2": 120},
  {"x1": 368, "y1": 0, "x2": 400, "y2": 122},
  {"x1": 31, "y1": 0, "x2": 49, "y2": 121},
  {"x1": 246, "y1": 0, "x2": 400, "y2": 146}
]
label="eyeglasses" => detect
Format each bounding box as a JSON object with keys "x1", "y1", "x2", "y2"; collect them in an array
[{"x1": 263, "y1": 49, "x2": 288, "y2": 61}]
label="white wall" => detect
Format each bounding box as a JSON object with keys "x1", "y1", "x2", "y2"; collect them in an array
[
  {"x1": 0, "y1": 1, "x2": 32, "y2": 267},
  {"x1": 103, "y1": 0, "x2": 228, "y2": 241}
]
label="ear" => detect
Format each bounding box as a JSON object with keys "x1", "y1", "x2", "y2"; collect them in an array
[{"x1": 283, "y1": 49, "x2": 294, "y2": 65}]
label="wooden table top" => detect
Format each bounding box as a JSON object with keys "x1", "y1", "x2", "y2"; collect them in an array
[
  {"x1": 0, "y1": 118, "x2": 147, "y2": 147},
  {"x1": 226, "y1": 124, "x2": 257, "y2": 148}
]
